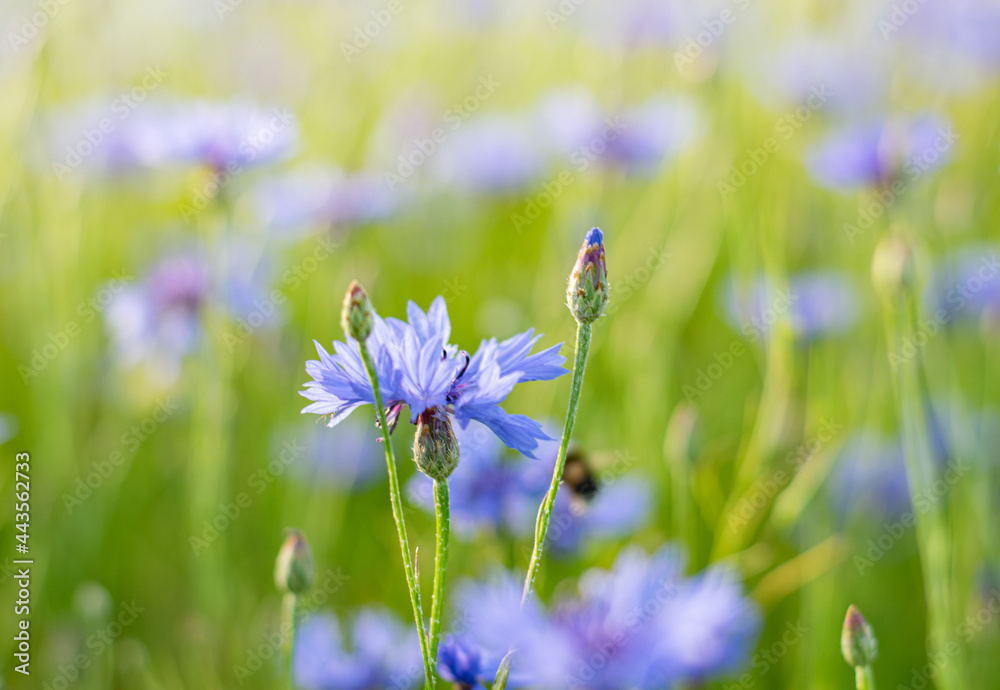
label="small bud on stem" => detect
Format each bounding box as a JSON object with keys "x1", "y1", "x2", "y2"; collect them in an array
[
  {"x1": 274, "y1": 529, "x2": 315, "y2": 596},
  {"x1": 341, "y1": 280, "x2": 374, "y2": 342},
  {"x1": 413, "y1": 410, "x2": 460, "y2": 481},
  {"x1": 567, "y1": 227, "x2": 610, "y2": 325}
]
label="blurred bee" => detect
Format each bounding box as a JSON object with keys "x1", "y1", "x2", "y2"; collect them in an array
[{"x1": 561, "y1": 449, "x2": 599, "y2": 503}]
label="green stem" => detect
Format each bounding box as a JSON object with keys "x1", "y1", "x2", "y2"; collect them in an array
[
  {"x1": 882, "y1": 293, "x2": 965, "y2": 690},
  {"x1": 856, "y1": 665, "x2": 877, "y2": 690},
  {"x1": 428, "y1": 479, "x2": 450, "y2": 666},
  {"x1": 521, "y1": 322, "x2": 593, "y2": 606},
  {"x1": 282, "y1": 592, "x2": 298, "y2": 690},
  {"x1": 358, "y1": 343, "x2": 436, "y2": 689}
]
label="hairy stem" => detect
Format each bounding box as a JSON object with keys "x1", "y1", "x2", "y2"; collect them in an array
[
  {"x1": 429, "y1": 479, "x2": 450, "y2": 666},
  {"x1": 521, "y1": 323, "x2": 593, "y2": 606},
  {"x1": 359, "y1": 343, "x2": 435, "y2": 689}
]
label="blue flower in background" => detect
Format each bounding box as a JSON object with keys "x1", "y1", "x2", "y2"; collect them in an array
[
  {"x1": 828, "y1": 431, "x2": 911, "y2": 522},
  {"x1": 721, "y1": 271, "x2": 860, "y2": 341},
  {"x1": 924, "y1": 245, "x2": 1000, "y2": 324},
  {"x1": 407, "y1": 421, "x2": 651, "y2": 550},
  {"x1": 431, "y1": 114, "x2": 545, "y2": 194},
  {"x1": 252, "y1": 164, "x2": 397, "y2": 236},
  {"x1": 278, "y1": 417, "x2": 385, "y2": 491},
  {"x1": 804, "y1": 114, "x2": 953, "y2": 191},
  {"x1": 455, "y1": 544, "x2": 761, "y2": 688},
  {"x1": 436, "y1": 635, "x2": 501, "y2": 689},
  {"x1": 294, "y1": 608, "x2": 423, "y2": 690},
  {"x1": 301, "y1": 297, "x2": 567, "y2": 456},
  {"x1": 602, "y1": 96, "x2": 702, "y2": 174}
]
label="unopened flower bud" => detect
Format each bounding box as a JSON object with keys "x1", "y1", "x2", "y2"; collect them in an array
[
  {"x1": 841, "y1": 605, "x2": 878, "y2": 668},
  {"x1": 341, "y1": 280, "x2": 374, "y2": 342},
  {"x1": 413, "y1": 410, "x2": 460, "y2": 481},
  {"x1": 274, "y1": 529, "x2": 315, "y2": 595},
  {"x1": 871, "y1": 235, "x2": 915, "y2": 299},
  {"x1": 567, "y1": 227, "x2": 610, "y2": 325}
]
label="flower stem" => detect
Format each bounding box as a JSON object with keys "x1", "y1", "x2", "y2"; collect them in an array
[
  {"x1": 521, "y1": 322, "x2": 593, "y2": 606},
  {"x1": 358, "y1": 343, "x2": 436, "y2": 689},
  {"x1": 429, "y1": 479, "x2": 450, "y2": 665},
  {"x1": 282, "y1": 592, "x2": 298, "y2": 690},
  {"x1": 856, "y1": 665, "x2": 877, "y2": 690}
]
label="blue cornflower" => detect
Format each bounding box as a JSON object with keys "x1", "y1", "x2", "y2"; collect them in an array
[
  {"x1": 456, "y1": 545, "x2": 761, "y2": 689},
  {"x1": 924, "y1": 245, "x2": 1000, "y2": 324},
  {"x1": 804, "y1": 113, "x2": 953, "y2": 191},
  {"x1": 301, "y1": 297, "x2": 567, "y2": 457},
  {"x1": 721, "y1": 271, "x2": 860, "y2": 341},
  {"x1": 293, "y1": 608, "x2": 423, "y2": 690},
  {"x1": 252, "y1": 164, "x2": 397, "y2": 236},
  {"x1": 436, "y1": 635, "x2": 501, "y2": 689},
  {"x1": 829, "y1": 431, "x2": 911, "y2": 523}
]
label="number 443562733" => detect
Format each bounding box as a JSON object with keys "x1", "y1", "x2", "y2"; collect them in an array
[{"x1": 15, "y1": 452, "x2": 30, "y2": 553}]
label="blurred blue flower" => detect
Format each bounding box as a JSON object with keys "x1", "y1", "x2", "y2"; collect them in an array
[
  {"x1": 456, "y1": 544, "x2": 760, "y2": 688},
  {"x1": 104, "y1": 252, "x2": 209, "y2": 384},
  {"x1": 294, "y1": 608, "x2": 423, "y2": 690},
  {"x1": 436, "y1": 635, "x2": 502, "y2": 689},
  {"x1": 535, "y1": 90, "x2": 702, "y2": 175},
  {"x1": 104, "y1": 240, "x2": 279, "y2": 384},
  {"x1": 280, "y1": 417, "x2": 385, "y2": 491},
  {"x1": 81, "y1": 99, "x2": 298, "y2": 173},
  {"x1": 602, "y1": 96, "x2": 702, "y2": 174},
  {"x1": 431, "y1": 114, "x2": 545, "y2": 194},
  {"x1": 829, "y1": 431, "x2": 911, "y2": 521},
  {"x1": 252, "y1": 164, "x2": 396, "y2": 236},
  {"x1": 924, "y1": 396, "x2": 1000, "y2": 467},
  {"x1": 721, "y1": 271, "x2": 861, "y2": 340},
  {"x1": 924, "y1": 245, "x2": 1000, "y2": 324},
  {"x1": 407, "y1": 422, "x2": 651, "y2": 551},
  {"x1": 301, "y1": 297, "x2": 567, "y2": 456},
  {"x1": 804, "y1": 113, "x2": 952, "y2": 191}
]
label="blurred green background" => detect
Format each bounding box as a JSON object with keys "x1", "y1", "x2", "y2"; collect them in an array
[{"x1": 1, "y1": 0, "x2": 999, "y2": 687}]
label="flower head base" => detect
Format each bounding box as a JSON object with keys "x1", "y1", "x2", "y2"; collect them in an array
[
  {"x1": 413, "y1": 410, "x2": 461, "y2": 480},
  {"x1": 567, "y1": 227, "x2": 610, "y2": 325},
  {"x1": 274, "y1": 529, "x2": 315, "y2": 595},
  {"x1": 841, "y1": 605, "x2": 878, "y2": 668},
  {"x1": 341, "y1": 280, "x2": 374, "y2": 342}
]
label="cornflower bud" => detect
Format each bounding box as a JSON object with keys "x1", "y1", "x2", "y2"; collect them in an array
[
  {"x1": 274, "y1": 529, "x2": 315, "y2": 595},
  {"x1": 413, "y1": 410, "x2": 460, "y2": 481},
  {"x1": 567, "y1": 227, "x2": 610, "y2": 325},
  {"x1": 341, "y1": 280, "x2": 374, "y2": 342},
  {"x1": 841, "y1": 604, "x2": 878, "y2": 669}
]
